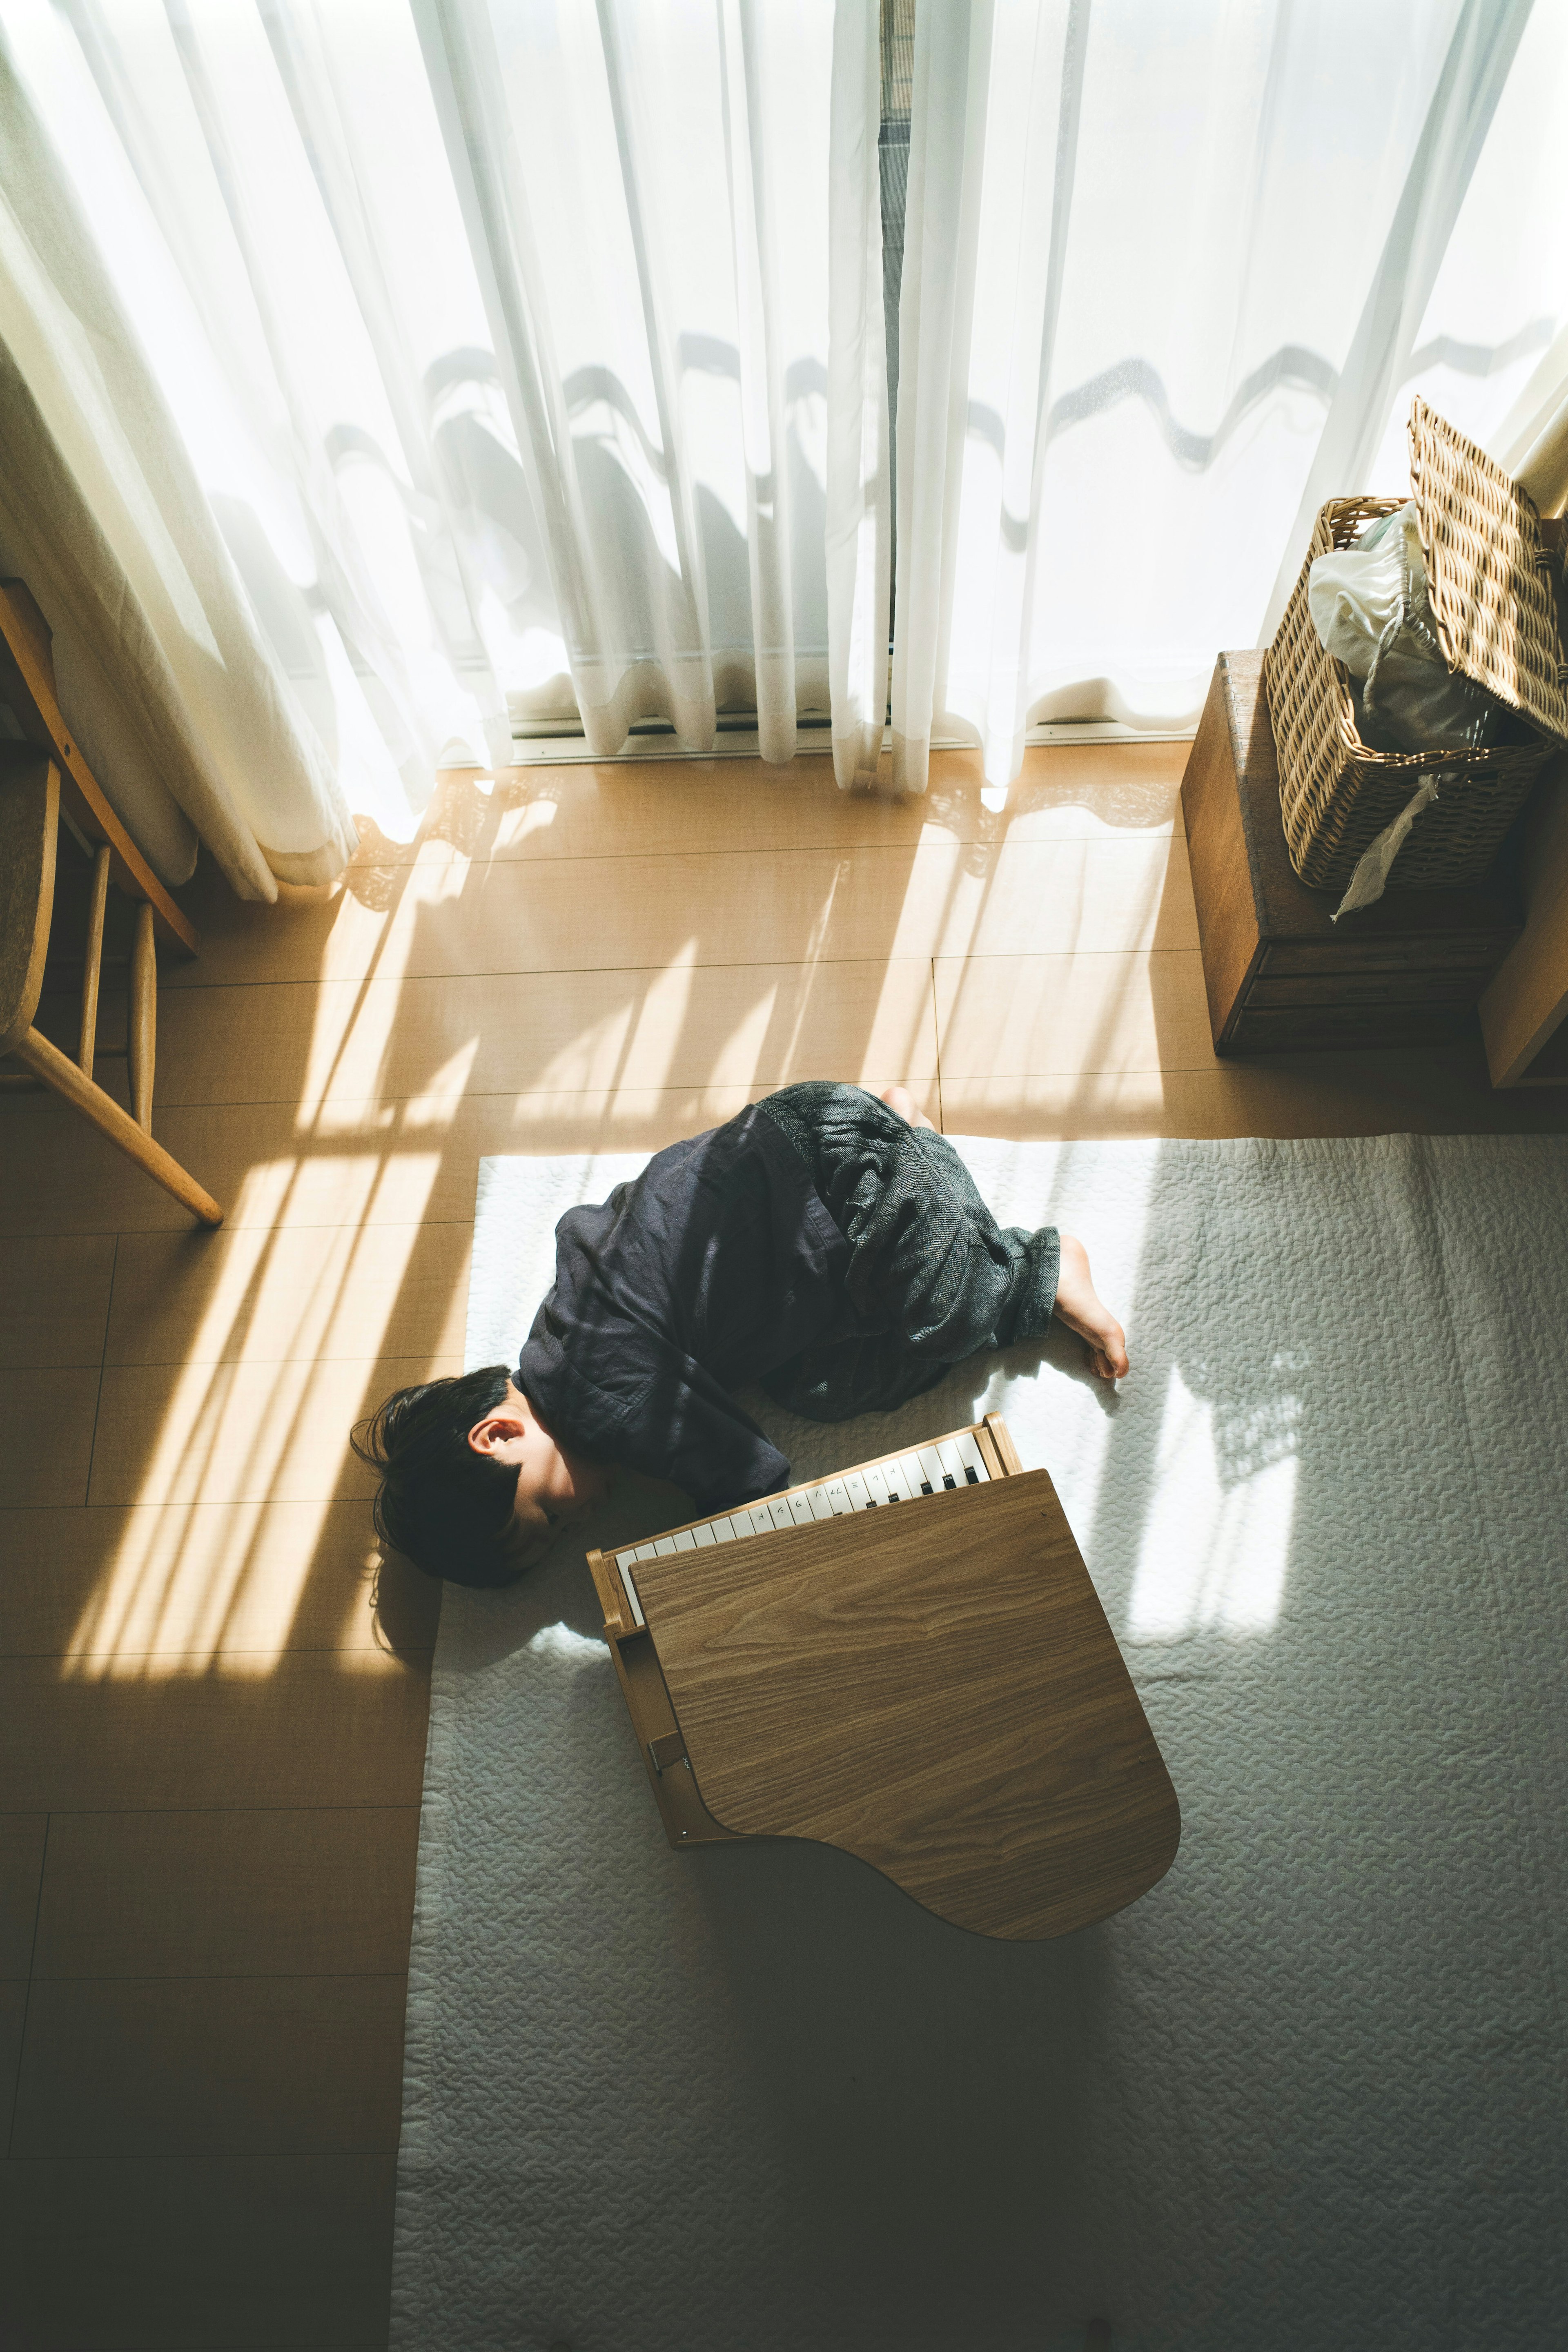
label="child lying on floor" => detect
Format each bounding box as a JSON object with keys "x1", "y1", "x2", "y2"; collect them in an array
[{"x1": 352, "y1": 1081, "x2": 1128, "y2": 1588}]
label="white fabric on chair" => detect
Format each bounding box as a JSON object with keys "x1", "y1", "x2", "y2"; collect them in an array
[
  {"x1": 393, "y1": 1131, "x2": 1568, "y2": 2351},
  {"x1": 0, "y1": 28, "x2": 354, "y2": 895},
  {"x1": 0, "y1": 434, "x2": 197, "y2": 892}
]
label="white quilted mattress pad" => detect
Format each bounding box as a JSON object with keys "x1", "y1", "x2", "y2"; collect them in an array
[{"x1": 393, "y1": 1133, "x2": 1568, "y2": 2352}]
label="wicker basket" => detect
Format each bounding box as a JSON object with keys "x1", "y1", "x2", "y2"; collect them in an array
[{"x1": 1264, "y1": 399, "x2": 1568, "y2": 894}]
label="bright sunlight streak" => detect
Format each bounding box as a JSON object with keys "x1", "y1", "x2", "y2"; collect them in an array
[
  {"x1": 1127, "y1": 1362, "x2": 1299, "y2": 1640},
  {"x1": 68, "y1": 1149, "x2": 444, "y2": 1676}
]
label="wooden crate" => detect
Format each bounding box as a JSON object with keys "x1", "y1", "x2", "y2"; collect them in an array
[{"x1": 1183, "y1": 651, "x2": 1523, "y2": 1056}]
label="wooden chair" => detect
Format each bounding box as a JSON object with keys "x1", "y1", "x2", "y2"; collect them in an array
[{"x1": 0, "y1": 581, "x2": 222, "y2": 1227}]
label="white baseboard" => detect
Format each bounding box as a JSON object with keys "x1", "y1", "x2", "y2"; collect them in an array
[{"x1": 502, "y1": 718, "x2": 1196, "y2": 766}]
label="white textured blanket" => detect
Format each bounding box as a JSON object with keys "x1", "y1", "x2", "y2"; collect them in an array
[{"x1": 393, "y1": 1135, "x2": 1568, "y2": 2352}]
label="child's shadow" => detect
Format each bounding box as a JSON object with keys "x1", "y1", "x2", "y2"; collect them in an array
[
  {"x1": 440, "y1": 1338, "x2": 1112, "y2": 1675},
  {"x1": 449, "y1": 1470, "x2": 692, "y2": 1672},
  {"x1": 997, "y1": 1321, "x2": 1125, "y2": 1416}
]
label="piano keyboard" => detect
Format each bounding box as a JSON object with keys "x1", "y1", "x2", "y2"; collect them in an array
[{"x1": 612, "y1": 1429, "x2": 993, "y2": 1630}]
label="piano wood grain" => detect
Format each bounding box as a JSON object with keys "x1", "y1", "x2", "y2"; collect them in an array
[{"x1": 631, "y1": 1467, "x2": 1180, "y2": 1940}]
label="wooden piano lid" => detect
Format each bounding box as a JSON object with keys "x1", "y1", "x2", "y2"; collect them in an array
[{"x1": 630, "y1": 1465, "x2": 1180, "y2": 1942}]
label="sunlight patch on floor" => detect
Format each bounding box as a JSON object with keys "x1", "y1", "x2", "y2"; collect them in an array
[
  {"x1": 1128, "y1": 1363, "x2": 1298, "y2": 1639},
  {"x1": 66, "y1": 1153, "x2": 443, "y2": 1674},
  {"x1": 968, "y1": 1131, "x2": 1161, "y2": 1563},
  {"x1": 59, "y1": 1496, "x2": 376, "y2": 1677},
  {"x1": 528, "y1": 1621, "x2": 608, "y2": 1669}
]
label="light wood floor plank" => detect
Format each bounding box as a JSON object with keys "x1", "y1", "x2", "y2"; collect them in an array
[
  {"x1": 0, "y1": 1369, "x2": 99, "y2": 1508},
  {"x1": 937, "y1": 1040, "x2": 1568, "y2": 1138},
  {"x1": 88, "y1": 1352, "x2": 460, "y2": 1509},
  {"x1": 105, "y1": 1222, "x2": 472, "y2": 1369},
  {"x1": 4, "y1": 1036, "x2": 1561, "y2": 1245},
  {"x1": 0, "y1": 1980, "x2": 26, "y2": 2151},
  {"x1": 935, "y1": 949, "x2": 1214, "y2": 1080},
  {"x1": 0, "y1": 1080, "x2": 944, "y2": 1238},
  {"x1": 156, "y1": 835, "x2": 1194, "y2": 990},
  {"x1": 0, "y1": 1091, "x2": 702, "y2": 1239},
  {"x1": 32, "y1": 1810, "x2": 420, "y2": 1980},
  {"x1": 11, "y1": 1977, "x2": 406, "y2": 2156},
  {"x1": 0, "y1": 1654, "x2": 430, "y2": 1813},
  {"x1": 0, "y1": 1235, "x2": 117, "y2": 1370},
  {"x1": 4, "y1": 732, "x2": 1566, "y2": 2352},
  {"x1": 0, "y1": 2153, "x2": 394, "y2": 2347},
  {"x1": 1, "y1": 1501, "x2": 438, "y2": 1663},
  {"x1": 128, "y1": 957, "x2": 939, "y2": 1110},
  {"x1": 0, "y1": 1815, "x2": 47, "y2": 1976},
  {"x1": 321, "y1": 739, "x2": 1186, "y2": 870}
]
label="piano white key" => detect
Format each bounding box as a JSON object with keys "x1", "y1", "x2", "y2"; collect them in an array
[
  {"x1": 955, "y1": 1430, "x2": 988, "y2": 1483},
  {"x1": 619, "y1": 1430, "x2": 1002, "y2": 1588},
  {"x1": 897, "y1": 1452, "x2": 926, "y2": 1499},
  {"x1": 615, "y1": 1557, "x2": 646, "y2": 1627}
]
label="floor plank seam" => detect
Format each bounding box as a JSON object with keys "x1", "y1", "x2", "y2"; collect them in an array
[
  {"x1": 4, "y1": 1813, "x2": 49, "y2": 2160},
  {"x1": 26, "y1": 1970, "x2": 410, "y2": 1985},
  {"x1": 0, "y1": 1649, "x2": 436, "y2": 1664},
  {"x1": 931, "y1": 958, "x2": 945, "y2": 1131},
  {"x1": 22, "y1": 1067, "x2": 1238, "y2": 1120},
  {"x1": 80, "y1": 1235, "x2": 118, "y2": 1509},
  {"x1": 0, "y1": 2146, "x2": 405, "y2": 2164},
  {"x1": 79, "y1": 943, "x2": 1205, "y2": 998},
  {"x1": 9, "y1": 1801, "x2": 432, "y2": 1820}
]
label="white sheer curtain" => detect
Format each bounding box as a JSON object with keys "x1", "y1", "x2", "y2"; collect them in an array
[
  {"x1": 2, "y1": 0, "x2": 544, "y2": 864},
  {"x1": 0, "y1": 17, "x2": 356, "y2": 893},
  {"x1": 890, "y1": 0, "x2": 1568, "y2": 797},
  {"x1": 1, "y1": 0, "x2": 891, "y2": 890},
  {"x1": 414, "y1": 0, "x2": 889, "y2": 784}
]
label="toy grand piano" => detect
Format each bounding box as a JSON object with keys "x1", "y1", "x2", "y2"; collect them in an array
[{"x1": 587, "y1": 1415, "x2": 1179, "y2": 1941}]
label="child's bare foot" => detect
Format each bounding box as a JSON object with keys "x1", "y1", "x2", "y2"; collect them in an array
[
  {"x1": 1053, "y1": 1234, "x2": 1129, "y2": 1381},
  {"x1": 880, "y1": 1083, "x2": 937, "y2": 1132}
]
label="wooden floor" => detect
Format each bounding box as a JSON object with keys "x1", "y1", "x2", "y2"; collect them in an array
[{"x1": 2, "y1": 742, "x2": 1564, "y2": 2347}]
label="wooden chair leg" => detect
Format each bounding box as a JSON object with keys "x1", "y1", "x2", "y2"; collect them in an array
[
  {"x1": 78, "y1": 840, "x2": 110, "y2": 1081},
  {"x1": 13, "y1": 1025, "x2": 223, "y2": 1227},
  {"x1": 127, "y1": 896, "x2": 155, "y2": 1131}
]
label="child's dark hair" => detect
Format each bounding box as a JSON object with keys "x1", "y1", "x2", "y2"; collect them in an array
[{"x1": 351, "y1": 1365, "x2": 523, "y2": 1587}]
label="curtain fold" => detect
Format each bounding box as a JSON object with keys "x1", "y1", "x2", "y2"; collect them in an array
[
  {"x1": 414, "y1": 0, "x2": 888, "y2": 780},
  {"x1": 3, "y1": 0, "x2": 568, "y2": 871},
  {"x1": 1489, "y1": 323, "x2": 1568, "y2": 517},
  {"x1": 0, "y1": 23, "x2": 354, "y2": 894},
  {"x1": 8, "y1": 0, "x2": 1559, "y2": 864},
  {"x1": 891, "y1": 0, "x2": 1566, "y2": 797},
  {"x1": 1259, "y1": 0, "x2": 1535, "y2": 639},
  {"x1": 825, "y1": 0, "x2": 891, "y2": 790}
]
